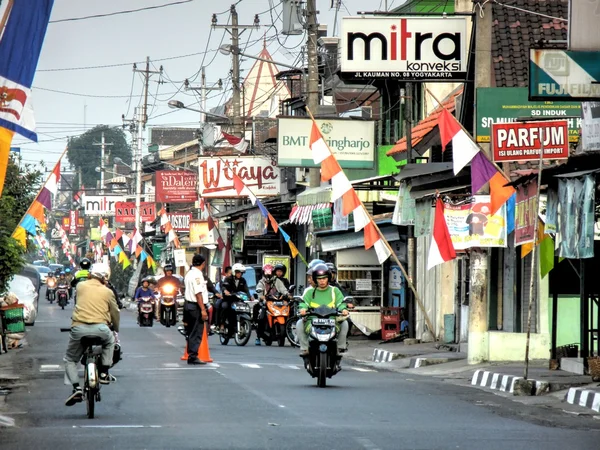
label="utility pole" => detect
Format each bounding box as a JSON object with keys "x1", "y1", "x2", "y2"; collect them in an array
[
  {"x1": 185, "y1": 69, "x2": 223, "y2": 148},
  {"x1": 93, "y1": 132, "x2": 113, "y2": 194},
  {"x1": 212, "y1": 5, "x2": 260, "y2": 137},
  {"x1": 306, "y1": 0, "x2": 320, "y2": 188},
  {"x1": 404, "y1": 82, "x2": 416, "y2": 339}
]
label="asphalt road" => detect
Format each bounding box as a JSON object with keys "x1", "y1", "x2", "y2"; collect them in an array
[{"x1": 1, "y1": 288, "x2": 600, "y2": 450}]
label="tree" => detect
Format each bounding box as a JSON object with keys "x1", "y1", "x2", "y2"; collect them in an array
[
  {"x1": 67, "y1": 126, "x2": 132, "y2": 190},
  {"x1": 0, "y1": 155, "x2": 43, "y2": 294}
]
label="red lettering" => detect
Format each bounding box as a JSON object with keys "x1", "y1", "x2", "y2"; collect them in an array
[
  {"x1": 400, "y1": 19, "x2": 411, "y2": 60},
  {"x1": 390, "y1": 26, "x2": 397, "y2": 60},
  {"x1": 200, "y1": 160, "x2": 221, "y2": 188}
]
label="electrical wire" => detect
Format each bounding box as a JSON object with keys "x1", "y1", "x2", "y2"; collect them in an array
[{"x1": 491, "y1": 0, "x2": 567, "y2": 22}]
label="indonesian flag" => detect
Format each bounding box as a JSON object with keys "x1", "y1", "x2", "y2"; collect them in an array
[
  {"x1": 74, "y1": 184, "x2": 85, "y2": 204},
  {"x1": 427, "y1": 198, "x2": 456, "y2": 270},
  {"x1": 438, "y1": 109, "x2": 479, "y2": 175},
  {"x1": 220, "y1": 131, "x2": 248, "y2": 153}
]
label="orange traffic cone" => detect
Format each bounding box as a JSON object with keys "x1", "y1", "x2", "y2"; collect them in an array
[
  {"x1": 198, "y1": 325, "x2": 213, "y2": 363},
  {"x1": 181, "y1": 343, "x2": 189, "y2": 361}
]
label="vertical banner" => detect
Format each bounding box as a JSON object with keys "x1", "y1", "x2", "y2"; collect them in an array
[
  {"x1": 514, "y1": 180, "x2": 537, "y2": 246},
  {"x1": 558, "y1": 174, "x2": 595, "y2": 258},
  {"x1": 332, "y1": 198, "x2": 348, "y2": 231},
  {"x1": 68, "y1": 210, "x2": 78, "y2": 235}
]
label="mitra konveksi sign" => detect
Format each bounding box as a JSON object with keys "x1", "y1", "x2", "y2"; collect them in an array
[
  {"x1": 491, "y1": 121, "x2": 569, "y2": 163},
  {"x1": 340, "y1": 16, "x2": 468, "y2": 80}
]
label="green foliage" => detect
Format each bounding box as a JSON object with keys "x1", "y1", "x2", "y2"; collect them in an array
[
  {"x1": 0, "y1": 232, "x2": 26, "y2": 295},
  {"x1": 109, "y1": 259, "x2": 134, "y2": 294},
  {"x1": 67, "y1": 126, "x2": 132, "y2": 189}
]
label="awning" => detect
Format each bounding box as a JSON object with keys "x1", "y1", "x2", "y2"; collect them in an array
[
  {"x1": 319, "y1": 225, "x2": 400, "y2": 253},
  {"x1": 296, "y1": 186, "x2": 332, "y2": 206},
  {"x1": 410, "y1": 184, "x2": 470, "y2": 200},
  {"x1": 289, "y1": 203, "x2": 331, "y2": 225}
]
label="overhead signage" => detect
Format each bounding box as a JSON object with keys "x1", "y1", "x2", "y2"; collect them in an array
[
  {"x1": 188, "y1": 220, "x2": 215, "y2": 247},
  {"x1": 83, "y1": 195, "x2": 125, "y2": 216},
  {"x1": 245, "y1": 209, "x2": 267, "y2": 237},
  {"x1": 115, "y1": 202, "x2": 156, "y2": 223},
  {"x1": 198, "y1": 156, "x2": 280, "y2": 198},
  {"x1": 476, "y1": 88, "x2": 581, "y2": 143},
  {"x1": 491, "y1": 121, "x2": 569, "y2": 163},
  {"x1": 340, "y1": 16, "x2": 468, "y2": 80},
  {"x1": 167, "y1": 212, "x2": 192, "y2": 232},
  {"x1": 529, "y1": 49, "x2": 600, "y2": 100},
  {"x1": 69, "y1": 210, "x2": 78, "y2": 235},
  {"x1": 155, "y1": 170, "x2": 198, "y2": 203},
  {"x1": 277, "y1": 117, "x2": 375, "y2": 168}
]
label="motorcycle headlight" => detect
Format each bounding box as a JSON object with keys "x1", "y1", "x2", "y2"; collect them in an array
[
  {"x1": 274, "y1": 309, "x2": 281, "y2": 316},
  {"x1": 162, "y1": 284, "x2": 175, "y2": 295}
]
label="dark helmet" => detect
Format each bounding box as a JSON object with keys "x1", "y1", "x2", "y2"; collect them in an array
[
  {"x1": 326, "y1": 262, "x2": 337, "y2": 274},
  {"x1": 311, "y1": 263, "x2": 331, "y2": 283},
  {"x1": 307, "y1": 258, "x2": 325, "y2": 276},
  {"x1": 59, "y1": 271, "x2": 66, "y2": 276},
  {"x1": 80, "y1": 258, "x2": 91, "y2": 270},
  {"x1": 274, "y1": 263, "x2": 286, "y2": 276},
  {"x1": 163, "y1": 264, "x2": 174, "y2": 273}
]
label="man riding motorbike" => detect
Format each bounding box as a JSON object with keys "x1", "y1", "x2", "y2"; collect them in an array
[
  {"x1": 64, "y1": 264, "x2": 120, "y2": 406},
  {"x1": 219, "y1": 263, "x2": 250, "y2": 335},
  {"x1": 253, "y1": 264, "x2": 290, "y2": 346},
  {"x1": 156, "y1": 264, "x2": 181, "y2": 321},
  {"x1": 46, "y1": 271, "x2": 57, "y2": 301},
  {"x1": 296, "y1": 263, "x2": 349, "y2": 357},
  {"x1": 71, "y1": 258, "x2": 91, "y2": 303}
]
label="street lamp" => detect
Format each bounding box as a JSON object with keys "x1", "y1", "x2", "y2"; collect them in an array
[
  {"x1": 218, "y1": 44, "x2": 301, "y2": 70},
  {"x1": 167, "y1": 100, "x2": 230, "y2": 122},
  {"x1": 113, "y1": 157, "x2": 132, "y2": 169},
  {"x1": 95, "y1": 166, "x2": 131, "y2": 179}
]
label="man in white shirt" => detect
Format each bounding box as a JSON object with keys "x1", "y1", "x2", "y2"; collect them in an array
[{"x1": 183, "y1": 254, "x2": 209, "y2": 365}]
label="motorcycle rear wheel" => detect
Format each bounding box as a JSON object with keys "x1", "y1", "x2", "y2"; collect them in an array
[
  {"x1": 286, "y1": 316, "x2": 299, "y2": 347},
  {"x1": 84, "y1": 365, "x2": 96, "y2": 418},
  {"x1": 317, "y1": 352, "x2": 327, "y2": 388},
  {"x1": 220, "y1": 326, "x2": 230, "y2": 345},
  {"x1": 235, "y1": 319, "x2": 252, "y2": 346}
]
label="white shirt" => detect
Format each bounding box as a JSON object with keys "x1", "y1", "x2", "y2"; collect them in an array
[{"x1": 184, "y1": 266, "x2": 208, "y2": 304}]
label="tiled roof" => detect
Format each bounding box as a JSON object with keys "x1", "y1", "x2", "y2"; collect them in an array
[
  {"x1": 492, "y1": 0, "x2": 568, "y2": 87},
  {"x1": 386, "y1": 87, "x2": 463, "y2": 156}
]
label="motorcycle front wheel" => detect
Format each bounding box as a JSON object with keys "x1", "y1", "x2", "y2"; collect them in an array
[
  {"x1": 285, "y1": 317, "x2": 299, "y2": 347},
  {"x1": 220, "y1": 325, "x2": 230, "y2": 345},
  {"x1": 317, "y1": 352, "x2": 327, "y2": 388},
  {"x1": 235, "y1": 318, "x2": 252, "y2": 346}
]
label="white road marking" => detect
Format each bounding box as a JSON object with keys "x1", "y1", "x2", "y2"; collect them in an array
[
  {"x1": 351, "y1": 367, "x2": 377, "y2": 372},
  {"x1": 279, "y1": 365, "x2": 300, "y2": 370},
  {"x1": 0, "y1": 415, "x2": 15, "y2": 427},
  {"x1": 73, "y1": 425, "x2": 162, "y2": 429},
  {"x1": 140, "y1": 367, "x2": 217, "y2": 371},
  {"x1": 162, "y1": 363, "x2": 180, "y2": 368},
  {"x1": 40, "y1": 364, "x2": 61, "y2": 372},
  {"x1": 241, "y1": 364, "x2": 261, "y2": 369},
  {"x1": 355, "y1": 437, "x2": 381, "y2": 450},
  {"x1": 207, "y1": 363, "x2": 220, "y2": 368}
]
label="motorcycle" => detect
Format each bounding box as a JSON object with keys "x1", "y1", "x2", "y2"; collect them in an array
[
  {"x1": 219, "y1": 292, "x2": 253, "y2": 346},
  {"x1": 57, "y1": 283, "x2": 69, "y2": 310},
  {"x1": 46, "y1": 278, "x2": 56, "y2": 303},
  {"x1": 158, "y1": 283, "x2": 178, "y2": 327},
  {"x1": 285, "y1": 295, "x2": 303, "y2": 347},
  {"x1": 257, "y1": 285, "x2": 295, "y2": 347},
  {"x1": 138, "y1": 296, "x2": 155, "y2": 327}
]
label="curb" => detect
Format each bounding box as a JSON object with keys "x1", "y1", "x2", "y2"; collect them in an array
[
  {"x1": 471, "y1": 369, "x2": 547, "y2": 395},
  {"x1": 372, "y1": 349, "x2": 397, "y2": 363},
  {"x1": 566, "y1": 387, "x2": 600, "y2": 413}
]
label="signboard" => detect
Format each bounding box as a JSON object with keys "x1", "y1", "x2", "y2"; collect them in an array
[
  {"x1": 61, "y1": 217, "x2": 69, "y2": 232},
  {"x1": 245, "y1": 209, "x2": 267, "y2": 237},
  {"x1": 581, "y1": 102, "x2": 600, "y2": 152},
  {"x1": 115, "y1": 202, "x2": 156, "y2": 223},
  {"x1": 69, "y1": 210, "x2": 78, "y2": 235},
  {"x1": 568, "y1": 1, "x2": 600, "y2": 51},
  {"x1": 232, "y1": 222, "x2": 244, "y2": 252},
  {"x1": 83, "y1": 195, "x2": 125, "y2": 216},
  {"x1": 355, "y1": 279, "x2": 372, "y2": 291},
  {"x1": 529, "y1": 49, "x2": 600, "y2": 100},
  {"x1": 198, "y1": 156, "x2": 280, "y2": 198},
  {"x1": 515, "y1": 180, "x2": 538, "y2": 246},
  {"x1": 173, "y1": 249, "x2": 187, "y2": 267},
  {"x1": 340, "y1": 16, "x2": 468, "y2": 80},
  {"x1": 444, "y1": 196, "x2": 507, "y2": 249},
  {"x1": 476, "y1": 88, "x2": 581, "y2": 143},
  {"x1": 263, "y1": 255, "x2": 290, "y2": 277},
  {"x1": 167, "y1": 212, "x2": 192, "y2": 232},
  {"x1": 188, "y1": 220, "x2": 214, "y2": 247},
  {"x1": 155, "y1": 170, "x2": 197, "y2": 203},
  {"x1": 491, "y1": 121, "x2": 569, "y2": 162},
  {"x1": 152, "y1": 242, "x2": 166, "y2": 260},
  {"x1": 90, "y1": 227, "x2": 101, "y2": 241},
  {"x1": 277, "y1": 117, "x2": 375, "y2": 168}
]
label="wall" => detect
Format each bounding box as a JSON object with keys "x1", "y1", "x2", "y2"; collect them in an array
[
  {"x1": 488, "y1": 331, "x2": 550, "y2": 361},
  {"x1": 549, "y1": 295, "x2": 599, "y2": 348}
]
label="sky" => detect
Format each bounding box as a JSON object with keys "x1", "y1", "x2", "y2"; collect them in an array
[{"x1": 9, "y1": 0, "x2": 401, "y2": 174}]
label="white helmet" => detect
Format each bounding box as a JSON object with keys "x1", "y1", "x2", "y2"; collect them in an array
[
  {"x1": 90, "y1": 262, "x2": 111, "y2": 283},
  {"x1": 232, "y1": 263, "x2": 246, "y2": 274}
]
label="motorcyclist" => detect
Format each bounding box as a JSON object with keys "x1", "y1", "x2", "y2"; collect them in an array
[
  {"x1": 135, "y1": 277, "x2": 155, "y2": 321},
  {"x1": 46, "y1": 271, "x2": 57, "y2": 300},
  {"x1": 253, "y1": 264, "x2": 290, "y2": 346},
  {"x1": 219, "y1": 263, "x2": 250, "y2": 335},
  {"x1": 326, "y1": 262, "x2": 347, "y2": 295},
  {"x1": 57, "y1": 271, "x2": 69, "y2": 303},
  {"x1": 71, "y1": 258, "x2": 91, "y2": 289},
  {"x1": 156, "y1": 264, "x2": 181, "y2": 321},
  {"x1": 296, "y1": 263, "x2": 349, "y2": 357},
  {"x1": 64, "y1": 264, "x2": 120, "y2": 406},
  {"x1": 274, "y1": 263, "x2": 290, "y2": 290}
]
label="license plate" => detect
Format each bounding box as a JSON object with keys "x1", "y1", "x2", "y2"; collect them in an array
[{"x1": 312, "y1": 318, "x2": 335, "y2": 326}]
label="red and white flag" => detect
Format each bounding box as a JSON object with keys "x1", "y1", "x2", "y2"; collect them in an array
[
  {"x1": 438, "y1": 108, "x2": 479, "y2": 175},
  {"x1": 427, "y1": 198, "x2": 456, "y2": 270},
  {"x1": 220, "y1": 131, "x2": 248, "y2": 153}
]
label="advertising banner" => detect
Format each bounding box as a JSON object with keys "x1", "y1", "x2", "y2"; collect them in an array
[
  {"x1": 491, "y1": 121, "x2": 569, "y2": 162},
  {"x1": 83, "y1": 195, "x2": 126, "y2": 216},
  {"x1": 476, "y1": 88, "x2": 581, "y2": 143},
  {"x1": 443, "y1": 195, "x2": 507, "y2": 250},
  {"x1": 198, "y1": 156, "x2": 280, "y2": 198},
  {"x1": 69, "y1": 210, "x2": 78, "y2": 235},
  {"x1": 167, "y1": 212, "x2": 192, "y2": 232},
  {"x1": 581, "y1": 102, "x2": 600, "y2": 152},
  {"x1": 245, "y1": 209, "x2": 267, "y2": 236},
  {"x1": 277, "y1": 117, "x2": 375, "y2": 168},
  {"x1": 155, "y1": 170, "x2": 198, "y2": 203},
  {"x1": 115, "y1": 202, "x2": 156, "y2": 223},
  {"x1": 340, "y1": 16, "x2": 468, "y2": 80},
  {"x1": 515, "y1": 180, "x2": 538, "y2": 246},
  {"x1": 188, "y1": 220, "x2": 214, "y2": 247},
  {"x1": 263, "y1": 255, "x2": 290, "y2": 276}
]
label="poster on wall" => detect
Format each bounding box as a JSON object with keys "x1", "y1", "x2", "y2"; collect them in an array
[
  {"x1": 155, "y1": 170, "x2": 198, "y2": 203},
  {"x1": 246, "y1": 209, "x2": 267, "y2": 236},
  {"x1": 232, "y1": 222, "x2": 244, "y2": 252},
  {"x1": 443, "y1": 195, "x2": 507, "y2": 250},
  {"x1": 263, "y1": 255, "x2": 290, "y2": 276},
  {"x1": 515, "y1": 180, "x2": 538, "y2": 246},
  {"x1": 582, "y1": 102, "x2": 600, "y2": 152},
  {"x1": 188, "y1": 220, "x2": 214, "y2": 247}
]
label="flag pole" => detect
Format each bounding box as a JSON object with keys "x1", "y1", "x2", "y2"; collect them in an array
[
  {"x1": 11, "y1": 147, "x2": 68, "y2": 236},
  {"x1": 305, "y1": 108, "x2": 436, "y2": 338}
]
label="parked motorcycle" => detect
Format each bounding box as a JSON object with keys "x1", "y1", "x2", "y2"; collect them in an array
[
  {"x1": 138, "y1": 296, "x2": 155, "y2": 327},
  {"x1": 219, "y1": 292, "x2": 253, "y2": 346},
  {"x1": 301, "y1": 305, "x2": 347, "y2": 388},
  {"x1": 257, "y1": 285, "x2": 295, "y2": 347},
  {"x1": 57, "y1": 283, "x2": 69, "y2": 310},
  {"x1": 46, "y1": 278, "x2": 56, "y2": 303},
  {"x1": 158, "y1": 283, "x2": 178, "y2": 327}
]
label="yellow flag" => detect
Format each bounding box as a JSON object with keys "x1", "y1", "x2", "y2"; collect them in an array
[
  {"x1": 11, "y1": 226, "x2": 27, "y2": 247},
  {"x1": 521, "y1": 219, "x2": 545, "y2": 258},
  {"x1": 122, "y1": 256, "x2": 131, "y2": 269},
  {"x1": 288, "y1": 240, "x2": 299, "y2": 258},
  {"x1": 147, "y1": 256, "x2": 153, "y2": 269},
  {"x1": 118, "y1": 251, "x2": 126, "y2": 263},
  {"x1": 0, "y1": 127, "x2": 14, "y2": 198}
]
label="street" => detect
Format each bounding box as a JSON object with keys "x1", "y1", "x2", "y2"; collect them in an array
[{"x1": 1, "y1": 292, "x2": 600, "y2": 450}]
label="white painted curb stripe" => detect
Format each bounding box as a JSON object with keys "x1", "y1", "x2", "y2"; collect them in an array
[{"x1": 565, "y1": 387, "x2": 600, "y2": 412}]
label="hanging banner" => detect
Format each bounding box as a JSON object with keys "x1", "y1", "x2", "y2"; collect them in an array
[
  {"x1": 173, "y1": 249, "x2": 187, "y2": 267},
  {"x1": 188, "y1": 220, "x2": 214, "y2": 247},
  {"x1": 167, "y1": 212, "x2": 192, "y2": 232},
  {"x1": 232, "y1": 222, "x2": 245, "y2": 252},
  {"x1": 198, "y1": 156, "x2": 280, "y2": 198},
  {"x1": 155, "y1": 170, "x2": 198, "y2": 203},
  {"x1": 246, "y1": 209, "x2": 267, "y2": 237},
  {"x1": 581, "y1": 102, "x2": 600, "y2": 152},
  {"x1": 68, "y1": 210, "x2": 78, "y2": 235},
  {"x1": 558, "y1": 174, "x2": 595, "y2": 259},
  {"x1": 491, "y1": 121, "x2": 569, "y2": 162},
  {"x1": 515, "y1": 180, "x2": 538, "y2": 246},
  {"x1": 332, "y1": 198, "x2": 348, "y2": 232},
  {"x1": 443, "y1": 195, "x2": 507, "y2": 250},
  {"x1": 115, "y1": 202, "x2": 156, "y2": 223}
]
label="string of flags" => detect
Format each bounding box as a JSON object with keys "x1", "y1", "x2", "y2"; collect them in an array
[
  {"x1": 199, "y1": 198, "x2": 226, "y2": 251},
  {"x1": 54, "y1": 222, "x2": 75, "y2": 267},
  {"x1": 157, "y1": 207, "x2": 181, "y2": 248},
  {"x1": 98, "y1": 218, "x2": 156, "y2": 271}
]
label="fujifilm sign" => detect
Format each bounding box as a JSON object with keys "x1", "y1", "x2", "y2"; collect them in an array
[{"x1": 340, "y1": 16, "x2": 468, "y2": 80}]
